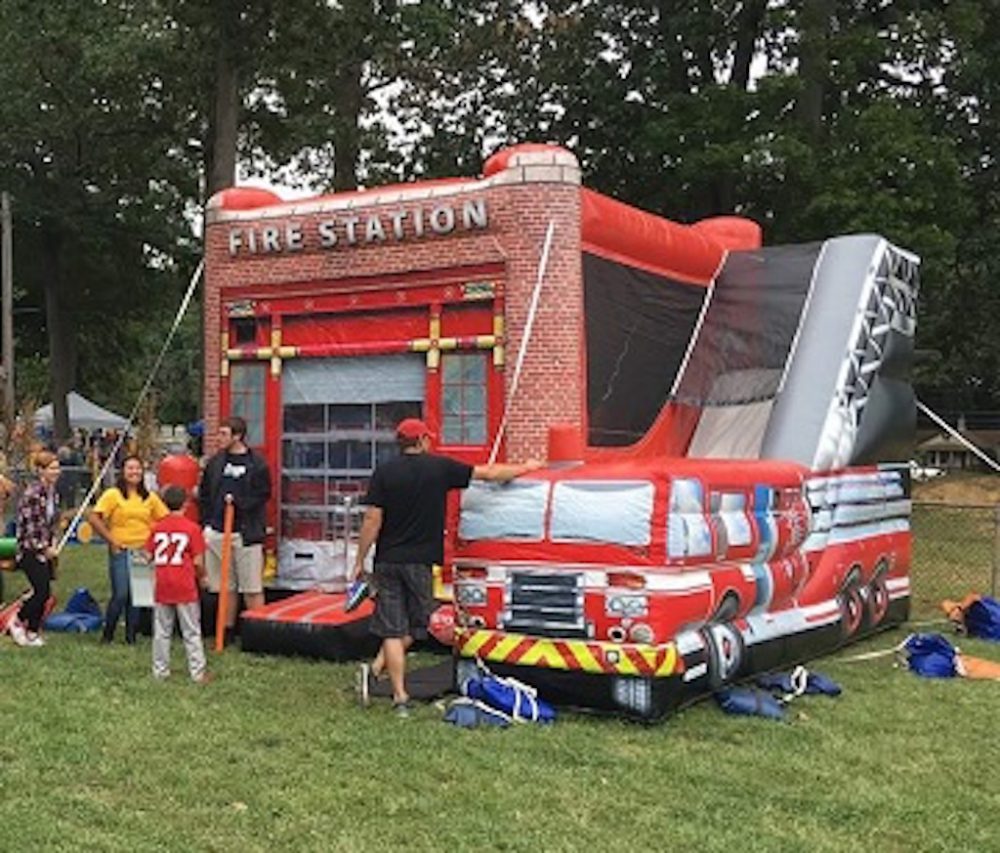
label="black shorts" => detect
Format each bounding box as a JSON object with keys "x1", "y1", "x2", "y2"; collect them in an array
[{"x1": 370, "y1": 562, "x2": 434, "y2": 639}]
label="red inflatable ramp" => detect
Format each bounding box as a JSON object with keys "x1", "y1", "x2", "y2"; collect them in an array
[{"x1": 240, "y1": 590, "x2": 380, "y2": 661}]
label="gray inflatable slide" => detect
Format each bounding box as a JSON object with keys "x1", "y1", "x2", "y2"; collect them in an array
[{"x1": 674, "y1": 235, "x2": 920, "y2": 471}]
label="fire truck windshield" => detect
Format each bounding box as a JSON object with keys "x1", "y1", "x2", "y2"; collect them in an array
[
  {"x1": 458, "y1": 480, "x2": 549, "y2": 541},
  {"x1": 550, "y1": 480, "x2": 654, "y2": 546}
]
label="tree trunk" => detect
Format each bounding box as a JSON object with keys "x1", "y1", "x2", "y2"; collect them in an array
[
  {"x1": 332, "y1": 58, "x2": 364, "y2": 191},
  {"x1": 704, "y1": 0, "x2": 770, "y2": 216},
  {"x1": 41, "y1": 225, "x2": 76, "y2": 442},
  {"x1": 732, "y1": 0, "x2": 768, "y2": 91},
  {"x1": 795, "y1": 0, "x2": 830, "y2": 139},
  {"x1": 206, "y1": 3, "x2": 240, "y2": 197}
]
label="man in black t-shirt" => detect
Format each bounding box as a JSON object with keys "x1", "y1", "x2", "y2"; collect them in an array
[{"x1": 352, "y1": 418, "x2": 542, "y2": 716}]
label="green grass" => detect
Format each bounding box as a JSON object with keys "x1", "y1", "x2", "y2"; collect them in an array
[{"x1": 2, "y1": 545, "x2": 1000, "y2": 852}]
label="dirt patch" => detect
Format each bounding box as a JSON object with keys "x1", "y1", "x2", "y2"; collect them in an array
[{"x1": 913, "y1": 473, "x2": 1000, "y2": 506}]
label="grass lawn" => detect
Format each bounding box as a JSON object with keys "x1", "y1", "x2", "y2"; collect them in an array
[{"x1": 2, "y1": 545, "x2": 999, "y2": 853}]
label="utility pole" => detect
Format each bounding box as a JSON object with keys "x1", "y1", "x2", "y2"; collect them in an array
[{"x1": 1, "y1": 191, "x2": 13, "y2": 420}]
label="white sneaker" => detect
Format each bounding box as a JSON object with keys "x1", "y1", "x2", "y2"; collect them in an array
[
  {"x1": 8, "y1": 619, "x2": 28, "y2": 647},
  {"x1": 25, "y1": 632, "x2": 45, "y2": 647}
]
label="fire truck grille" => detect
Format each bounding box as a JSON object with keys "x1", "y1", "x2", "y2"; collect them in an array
[{"x1": 504, "y1": 572, "x2": 587, "y2": 638}]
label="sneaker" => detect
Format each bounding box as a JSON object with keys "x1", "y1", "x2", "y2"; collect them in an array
[
  {"x1": 392, "y1": 700, "x2": 413, "y2": 719},
  {"x1": 345, "y1": 579, "x2": 371, "y2": 613},
  {"x1": 24, "y1": 632, "x2": 45, "y2": 648},
  {"x1": 9, "y1": 619, "x2": 28, "y2": 647},
  {"x1": 193, "y1": 672, "x2": 215, "y2": 685}
]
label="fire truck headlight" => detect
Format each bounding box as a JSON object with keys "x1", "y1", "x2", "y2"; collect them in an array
[
  {"x1": 606, "y1": 595, "x2": 648, "y2": 618},
  {"x1": 629, "y1": 623, "x2": 655, "y2": 644},
  {"x1": 456, "y1": 585, "x2": 487, "y2": 607}
]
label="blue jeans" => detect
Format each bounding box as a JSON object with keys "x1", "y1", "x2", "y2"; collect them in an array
[{"x1": 105, "y1": 549, "x2": 137, "y2": 640}]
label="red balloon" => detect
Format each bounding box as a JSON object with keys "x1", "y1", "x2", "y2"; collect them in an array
[
  {"x1": 428, "y1": 604, "x2": 455, "y2": 646},
  {"x1": 157, "y1": 453, "x2": 201, "y2": 523}
]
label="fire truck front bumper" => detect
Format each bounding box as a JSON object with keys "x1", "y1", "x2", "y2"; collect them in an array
[{"x1": 455, "y1": 628, "x2": 683, "y2": 679}]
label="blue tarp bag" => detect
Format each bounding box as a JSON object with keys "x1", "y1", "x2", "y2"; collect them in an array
[
  {"x1": 714, "y1": 688, "x2": 786, "y2": 721},
  {"x1": 965, "y1": 597, "x2": 1000, "y2": 642},
  {"x1": 904, "y1": 633, "x2": 958, "y2": 678},
  {"x1": 756, "y1": 670, "x2": 842, "y2": 697},
  {"x1": 44, "y1": 587, "x2": 104, "y2": 633},
  {"x1": 462, "y1": 666, "x2": 556, "y2": 724},
  {"x1": 443, "y1": 698, "x2": 512, "y2": 729}
]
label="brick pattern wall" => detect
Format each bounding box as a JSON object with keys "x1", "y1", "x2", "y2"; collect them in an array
[
  {"x1": 490, "y1": 183, "x2": 582, "y2": 460},
  {"x1": 203, "y1": 151, "x2": 583, "y2": 460}
]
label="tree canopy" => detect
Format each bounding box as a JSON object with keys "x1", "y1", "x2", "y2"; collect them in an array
[{"x1": 0, "y1": 0, "x2": 996, "y2": 434}]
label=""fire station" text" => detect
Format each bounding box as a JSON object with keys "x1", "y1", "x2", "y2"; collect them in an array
[{"x1": 227, "y1": 198, "x2": 489, "y2": 256}]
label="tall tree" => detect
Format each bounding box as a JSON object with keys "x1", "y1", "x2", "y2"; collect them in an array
[
  {"x1": 243, "y1": 0, "x2": 407, "y2": 191},
  {"x1": 0, "y1": 0, "x2": 200, "y2": 437}
]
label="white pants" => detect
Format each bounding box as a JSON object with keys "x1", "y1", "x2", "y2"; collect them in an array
[{"x1": 152, "y1": 602, "x2": 206, "y2": 681}]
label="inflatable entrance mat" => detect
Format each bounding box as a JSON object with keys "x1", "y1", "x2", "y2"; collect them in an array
[
  {"x1": 369, "y1": 659, "x2": 455, "y2": 701},
  {"x1": 240, "y1": 590, "x2": 380, "y2": 661}
]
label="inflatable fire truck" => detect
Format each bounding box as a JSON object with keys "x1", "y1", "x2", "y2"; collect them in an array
[{"x1": 453, "y1": 233, "x2": 918, "y2": 720}]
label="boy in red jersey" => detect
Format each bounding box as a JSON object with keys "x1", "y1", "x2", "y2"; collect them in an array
[{"x1": 145, "y1": 485, "x2": 210, "y2": 683}]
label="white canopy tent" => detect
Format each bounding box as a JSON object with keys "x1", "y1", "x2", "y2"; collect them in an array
[{"x1": 34, "y1": 391, "x2": 128, "y2": 431}]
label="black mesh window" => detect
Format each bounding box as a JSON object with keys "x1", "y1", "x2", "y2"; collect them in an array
[
  {"x1": 671, "y1": 243, "x2": 822, "y2": 408},
  {"x1": 584, "y1": 253, "x2": 707, "y2": 446}
]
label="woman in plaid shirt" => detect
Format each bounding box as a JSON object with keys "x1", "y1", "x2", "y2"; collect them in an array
[{"x1": 11, "y1": 451, "x2": 61, "y2": 647}]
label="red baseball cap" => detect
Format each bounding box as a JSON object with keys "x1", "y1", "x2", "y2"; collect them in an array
[{"x1": 396, "y1": 418, "x2": 432, "y2": 441}]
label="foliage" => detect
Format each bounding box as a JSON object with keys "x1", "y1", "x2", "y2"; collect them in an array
[
  {"x1": 0, "y1": 0, "x2": 998, "y2": 415},
  {"x1": 381, "y1": 0, "x2": 999, "y2": 409},
  {"x1": 0, "y1": 0, "x2": 202, "y2": 431}
]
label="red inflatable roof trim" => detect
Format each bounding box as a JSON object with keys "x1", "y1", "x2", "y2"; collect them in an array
[
  {"x1": 213, "y1": 177, "x2": 471, "y2": 212},
  {"x1": 213, "y1": 187, "x2": 284, "y2": 211},
  {"x1": 523, "y1": 454, "x2": 807, "y2": 486},
  {"x1": 581, "y1": 189, "x2": 762, "y2": 285},
  {"x1": 483, "y1": 143, "x2": 572, "y2": 177},
  {"x1": 690, "y1": 216, "x2": 763, "y2": 249}
]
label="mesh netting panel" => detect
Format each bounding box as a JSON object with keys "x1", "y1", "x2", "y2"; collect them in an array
[
  {"x1": 671, "y1": 243, "x2": 822, "y2": 408},
  {"x1": 584, "y1": 253, "x2": 707, "y2": 446}
]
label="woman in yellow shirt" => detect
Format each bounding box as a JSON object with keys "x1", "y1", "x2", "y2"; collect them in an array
[{"x1": 89, "y1": 455, "x2": 168, "y2": 644}]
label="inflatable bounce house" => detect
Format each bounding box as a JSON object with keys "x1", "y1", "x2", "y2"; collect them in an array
[{"x1": 203, "y1": 144, "x2": 918, "y2": 718}]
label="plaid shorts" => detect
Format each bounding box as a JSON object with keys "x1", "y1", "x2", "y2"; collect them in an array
[{"x1": 370, "y1": 562, "x2": 434, "y2": 640}]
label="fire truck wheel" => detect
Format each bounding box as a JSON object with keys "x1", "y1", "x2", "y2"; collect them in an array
[
  {"x1": 701, "y1": 622, "x2": 745, "y2": 690},
  {"x1": 838, "y1": 568, "x2": 864, "y2": 638},
  {"x1": 865, "y1": 560, "x2": 890, "y2": 627}
]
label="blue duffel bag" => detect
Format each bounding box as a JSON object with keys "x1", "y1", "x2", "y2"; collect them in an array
[
  {"x1": 715, "y1": 687, "x2": 787, "y2": 721},
  {"x1": 903, "y1": 633, "x2": 959, "y2": 678},
  {"x1": 45, "y1": 587, "x2": 104, "y2": 633},
  {"x1": 462, "y1": 665, "x2": 556, "y2": 724},
  {"x1": 965, "y1": 596, "x2": 1000, "y2": 642}
]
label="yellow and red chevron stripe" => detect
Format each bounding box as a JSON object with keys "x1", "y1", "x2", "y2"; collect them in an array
[{"x1": 456, "y1": 629, "x2": 682, "y2": 678}]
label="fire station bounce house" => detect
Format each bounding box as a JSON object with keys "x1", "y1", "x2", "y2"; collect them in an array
[{"x1": 203, "y1": 144, "x2": 919, "y2": 719}]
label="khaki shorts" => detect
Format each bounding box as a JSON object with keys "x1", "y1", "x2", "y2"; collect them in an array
[{"x1": 204, "y1": 528, "x2": 263, "y2": 595}]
